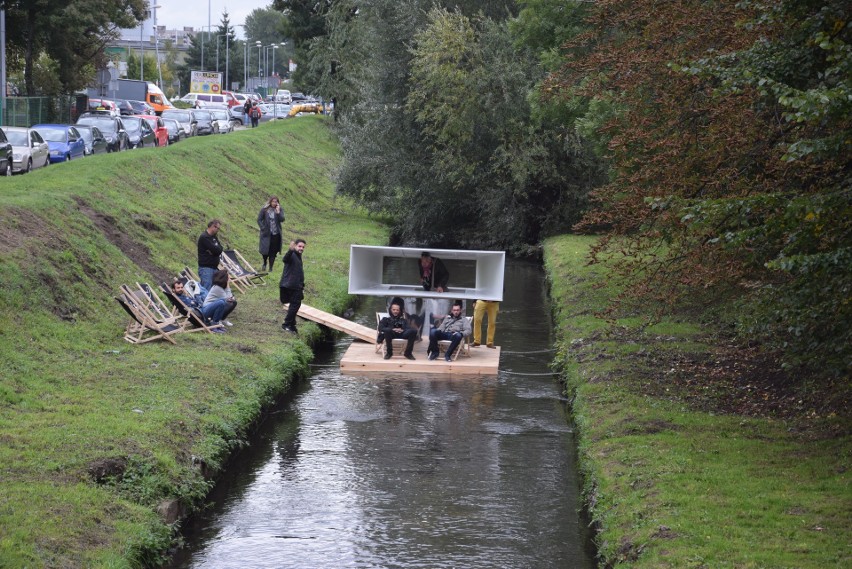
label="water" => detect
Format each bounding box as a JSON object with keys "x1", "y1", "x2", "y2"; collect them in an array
[{"x1": 166, "y1": 258, "x2": 595, "y2": 568}]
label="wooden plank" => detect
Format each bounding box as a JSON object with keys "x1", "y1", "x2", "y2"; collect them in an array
[
  {"x1": 294, "y1": 303, "x2": 377, "y2": 343},
  {"x1": 340, "y1": 340, "x2": 500, "y2": 375}
]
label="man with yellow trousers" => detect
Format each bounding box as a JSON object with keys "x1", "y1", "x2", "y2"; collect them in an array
[{"x1": 472, "y1": 300, "x2": 499, "y2": 348}]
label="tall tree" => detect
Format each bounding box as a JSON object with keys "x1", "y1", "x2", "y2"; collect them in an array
[
  {"x1": 1, "y1": 0, "x2": 147, "y2": 94},
  {"x1": 550, "y1": 0, "x2": 851, "y2": 372}
]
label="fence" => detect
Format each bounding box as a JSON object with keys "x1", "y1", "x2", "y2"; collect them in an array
[{"x1": 2, "y1": 95, "x2": 86, "y2": 127}]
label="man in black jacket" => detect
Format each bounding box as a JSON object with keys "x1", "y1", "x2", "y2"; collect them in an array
[
  {"x1": 418, "y1": 252, "x2": 449, "y2": 293},
  {"x1": 378, "y1": 300, "x2": 417, "y2": 360},
  {"x1": 197, "y1": 220, "x2": 223, "y2": 291},
  {"x1": 279, "y1": 239, "x2": 306, "y2": 333}
]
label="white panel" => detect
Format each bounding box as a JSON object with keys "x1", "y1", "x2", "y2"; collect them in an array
[{"x1": 348, "y1": 245, "x2": 504, "y2": 301}]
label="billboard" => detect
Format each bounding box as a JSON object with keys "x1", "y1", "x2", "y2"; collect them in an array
[{"x1": 190, "y1": 71, "x2": 223, "y2": 94}]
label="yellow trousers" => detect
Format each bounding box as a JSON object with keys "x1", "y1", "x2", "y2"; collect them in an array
[{"x1": 473, "y1": 300, "x2": 499, "y2": 345}]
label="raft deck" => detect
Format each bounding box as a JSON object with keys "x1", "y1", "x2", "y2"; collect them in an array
[
  {"x1": 294, "y1": 303, "x2": 501, "y2": 375},
  {"x1": 340, "y1": 341, "x2": 500, "y2": 375}
]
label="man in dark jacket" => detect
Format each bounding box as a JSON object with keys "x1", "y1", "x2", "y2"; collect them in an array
[
  {"x1": 279, "y1": 239, "x2": 306, "y2": 333},
  {"x1": 427, "y1": 301, "x2": 471, "y2": 361},
  {"x1": 418, "y1": 252, "x2": 449, "y2": 292},
  {"x1": 378, "y1": 300, "x2": 417, "y2": 360},
  {"x1": 197, "y1": 220, "x2": 223, "y2": 291}
]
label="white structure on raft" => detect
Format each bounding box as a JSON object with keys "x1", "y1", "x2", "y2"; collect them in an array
[{"x1": 348, "y1": 245, "x2": 505, "y2": 302}]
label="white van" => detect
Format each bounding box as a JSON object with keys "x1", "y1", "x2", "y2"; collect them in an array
[
  {"x1": 275, "y1": 89, "x2": 292, "y2": 104},
  {"x1": 179, "y1": 93, "x2": 234, "y2": 110}
]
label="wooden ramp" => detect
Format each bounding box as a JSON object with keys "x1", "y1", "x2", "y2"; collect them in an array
[
  {"x1": 295, "y1": 303, "x2": 376, "y2": 343},
  {"x1": 340, "y1": 341, "x2": 500, "y2": 376}
]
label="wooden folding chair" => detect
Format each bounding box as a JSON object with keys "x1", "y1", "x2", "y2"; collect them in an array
[
  {"x1": 223, "y1": 249, "x2": 267, "y2": 286},
  {"x1": 116, "y1": 291, "x2": 183, "y2": 344},
  {"x1": 159, "y1": 282, "x2": 224, "y2": 334}
]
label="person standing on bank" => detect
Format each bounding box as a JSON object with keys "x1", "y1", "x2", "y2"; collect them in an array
[
  {"x1": 472, "y1": 299, "x2": 499, "y2": 348},
  {"x1": 249, "y1": 102, "x2": 262, "y2": 128},
  {"x1": 418, "y1": 251, "x2": 449, "y2": 293},
  {"x1": 280, "y1": 239, "x2": 306, "y2": 334},
  {"x1": 197, "y1": 219, "x2": 223, "y2": 291},
  {"x1": 257, "y1": 196, "x2": 284, "y2": 272},
  {"x1": 378, "y1": 300, "x2": 417, "y2": 360}
]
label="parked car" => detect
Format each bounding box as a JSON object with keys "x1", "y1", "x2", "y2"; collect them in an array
[
  {"x1": 76, "y1": 114, "x2": 129, "y2": 152},
  {"x1": 74, "y1": 125, "x2": 109, "y2": 156},
  {"x1": 139, "y1": 114, "x2": 169, "y2": 147},
  {"x1": 193, "y1": 109, "x2": 219, "y2": 135},
  {"x1": 229, "y1": 106, "x2": 246, "y2": 125},
  {"x1": 128, "y1": 99, "x2": 156, "y2": 115},
  {"x1": 121, "y1": 116, "x2": 157, "y2": 149},
  {"x1": 179, "y1": 92, "x2": 234, "y2": 110},
  {"x1": 161, "y1": 109, "x2": 197, "y2": 137},
  {"x1": 259, "y1": 103, "x2": 291, "y2": 120},
  {"x1": 0, "y1": 127, "x2": 13, "y2": 176},
  {"x1": 86, "y1": 98, "x2": 120, "y2": 116},
  {"x1": 221, "y1": 91, "x2": 242, "y2": 108},
  {"x1": 209, "y1": 109, "x2": 234, "y2": 133},
  {"x1": 113, "y1": 99, "x2": 136, "y2": 116},
  {"x1": 162, "y1": 118, "x2": 185, "y2": 144},
  {"x1": 3, "y1": 126, "x2": 50, "y2": 173},
  {"x1": 32, "y1": 124, "x2": 86, "y2": 163},
  {"x1": 275, "y1": 89, "x2": 292, "y2": 103}
]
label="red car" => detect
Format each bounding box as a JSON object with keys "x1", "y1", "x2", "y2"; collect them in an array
[{"x1": 139, "y1": 114, "x2": 169, "y2": 147}]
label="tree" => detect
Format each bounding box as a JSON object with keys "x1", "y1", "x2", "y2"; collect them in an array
[
  {"x1": 549, "y1": 0, "x2": 851, "y2": 373},
  {"x1": 0, "y1": 0, "x2": 147, "y2": 94},
  {"x1": 329, "y1": 3, "x2": 603, "y2": 249}
]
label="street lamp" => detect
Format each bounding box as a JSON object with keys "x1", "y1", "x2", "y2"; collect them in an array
[
  {"x1": 152, "y1": 5, "x2": 162, "y2": 89},
  {"x1": 255, "y1": 40, "x2": 262, "y2": 81}
]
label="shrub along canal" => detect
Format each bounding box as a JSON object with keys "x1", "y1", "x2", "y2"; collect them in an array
[{"x1": 166, "y1": 258, "x2": 595, "y2": 567}]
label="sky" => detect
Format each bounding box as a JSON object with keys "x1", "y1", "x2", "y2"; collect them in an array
[{"x1": 151, "y1": 0, "x2": 273, "y2": 39}]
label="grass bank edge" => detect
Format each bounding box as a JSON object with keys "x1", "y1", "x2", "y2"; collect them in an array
[
  {"x1": 543, "y1": 234, "x2": 850, "y2": 568},
  {"x1": 0, "y1": 117, "x2": 391, "y2": 567}
]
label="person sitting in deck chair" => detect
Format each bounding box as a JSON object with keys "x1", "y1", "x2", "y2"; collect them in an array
[
  {"x1": 201, "y1": 269, "x2": 237, "y2": 330},
  {"x1": 171, "y1": 277, "x2": 207, "y2": 310},
  {"x1": 427, "y1": 300, "x2": 471, "y2": 362},
  {"x1": 378, "y1": 299, "x2": 417, "y2": 360}
]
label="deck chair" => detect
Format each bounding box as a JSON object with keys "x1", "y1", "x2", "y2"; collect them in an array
[
  {"x1": 116, "y1": 292, "x2": 182, "y2": 344},
  {"x1": 437, "y1": 316, "x2": 473, "y2": 361},
  {"x1": 222, "y1": 249, "x2": 267, "y2": 287},
  {"x1": 120, "y1": 283, "x2": 192, "y2": 334},
  {"x1": 159, "y1": 282, "x2": 224, "y2": 333},
  {"x1": 375, "y1": 312, "x2": 410, "y2": 357},
  {"x1": 134, "y1": 282, "x2": 178, "y2": 322}
]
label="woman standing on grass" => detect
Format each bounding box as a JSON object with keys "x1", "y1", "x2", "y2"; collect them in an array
[{"x1": 257, "y1": 196, "x2": 284, "y2": 272}]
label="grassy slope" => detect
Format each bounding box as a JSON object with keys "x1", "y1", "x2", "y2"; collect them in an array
[
  {"x1": 0, "y1": 118, "x2": 389, "y2": 567},
  {"x1": 544, "y1": 235, "x2": 850, "y2": 568}
]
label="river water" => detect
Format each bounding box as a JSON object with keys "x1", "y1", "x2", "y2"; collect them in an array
[{"x1": 166, "y1": 258, "x2": 595, "y2": 568}]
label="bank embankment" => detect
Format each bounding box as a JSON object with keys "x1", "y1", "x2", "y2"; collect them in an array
[
  {"x1": 0, "y1": 117, "x2": 389, "y2": 567},
  {"x1": 544, "y1": 235, "x2": 850, "y2": 568}
]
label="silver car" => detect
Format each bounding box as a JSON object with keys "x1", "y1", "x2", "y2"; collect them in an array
[
  {"x1": 4, "y1": 126, "x2": 50, "y2": 174},
  {"x1": 209, "y1": 109, "x2": 233, "y2": 134}
]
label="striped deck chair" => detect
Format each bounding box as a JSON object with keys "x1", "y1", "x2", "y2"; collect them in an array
[
  {"x1": 222, "y1": 249, "x2": 267, "y2": 287},
  {"x1": 115, "y1": 291, "x2": 183, "y2": 344}
]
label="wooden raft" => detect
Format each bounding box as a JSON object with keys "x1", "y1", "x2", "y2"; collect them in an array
[{"x1": 294, "y1": 303, "x2": 500, "y2": 375}]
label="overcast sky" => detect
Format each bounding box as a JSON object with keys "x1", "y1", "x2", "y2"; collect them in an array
[{"x1": 152, "y1": 0, "x2": 272, "y2": 38}]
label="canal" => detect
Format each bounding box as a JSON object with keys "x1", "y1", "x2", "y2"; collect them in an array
[{"x1": 166, "y1": 258, "x2": 595, "y2": 568}]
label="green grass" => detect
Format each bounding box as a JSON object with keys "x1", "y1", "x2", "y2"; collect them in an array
[
  {"x1": 544, "y1": 235, "x2": 851, "y2": 568},
  {"x1": 0, "y1": 117, "x2": 390, "y2": 567}
]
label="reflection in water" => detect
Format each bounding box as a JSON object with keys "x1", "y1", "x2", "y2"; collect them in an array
[{"x1": 167, "y1": 259, "x2": 594, "y2": 569}]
